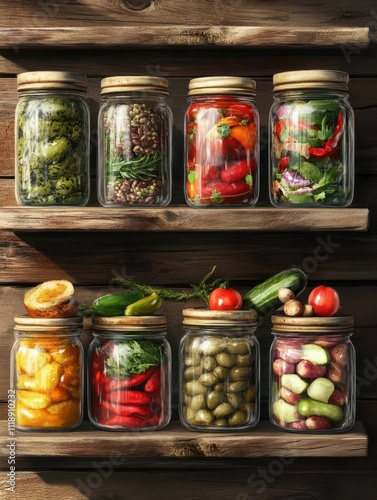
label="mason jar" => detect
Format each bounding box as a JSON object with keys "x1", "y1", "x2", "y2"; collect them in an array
[
  {"x1": 184, "y1": 76, "x2": 259, "y2": 207},
  {"x1": 269, "y1": 70, "x2": 354, "y2": 207},
  {"x1": 88, "y1": 315, "x2": 171, "y2": 431},
  {"x1": 270, "y1": 314, "x2": 356, "y2": 433},
  {"x1": 11, "y1": 316, "x2": 84, "y2": 431},
  {"x1": 15, "y1": 71, "x2": 90, "y2": 206},
  {"x1": 97, "y1": 76, "x2": 172, "y2": 207},
  {"x1": 179, "y1": 309, "x2": 260, "y2": 431}
]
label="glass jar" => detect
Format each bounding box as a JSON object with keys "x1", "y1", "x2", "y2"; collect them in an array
[
  {"x1": 179, "y1": 308, "x2": 260, "y2": 431},
  {"x1": 15, "y1": 71, "x2": 90, "y2": 206},
  {"x1": 11, "y1": 316, "x2": 84, "y2": 431},
  {"x1": 184, "y1": 76, "x2": 259, "y2": 207},
  {"x1": 269, "y1": 314, "x2": 355, "y2": 433},
  {"x1": 88, "y1": 315, "x2": 171, "y2": 431},
  {"x1": 97, "y1": 76, "x2": 172, "y2": 207},
  {"x1": 269, "y1": 70, "x2": 354, "y2": 207}
]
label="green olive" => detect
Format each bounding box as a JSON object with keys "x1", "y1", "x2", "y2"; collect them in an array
[
  {"x1": 184, "y1": 336, "x2": 202, "y2": 355},
  {"x1": 242, "y1": 402, "x2": 256, "y2": 415},
  {"x1": 216, "y1": 352, "x2": 235, "y2": 368},
  {"x1": 199, "y1": 372, "x2": 219, "y2": 387},
  {"x1": 201, "y1": 356, "x2": 217, "y2": 372},
  {"x1": 213, "y1": 419, "x2": 228, "y2": 427},
  {"x1": 191, "y1": 394, "x2": 206, "y2": 411},
  {"x1": 244, "y1": 386, "x2": 256, "y2": 402},
  {"x1": 213, "y1": 403, "x2": 235, "y2": 419},
  {"x1": 55, "y1": 176, "x2": 79, "y2": 196},
  {"x1": 195, "y1": 409, "x2": 215, "y2": 425},
  {"x1": 207, "y1": 391, "x2": 224, "y2": 410},
  {"x1": 226, "y1": 340, "x2": 250, "y2": 354},
  {"x1": 213, "y1": 365, "x2": 227, "y2": 380},
  {"x1": 199, "y1": 337, "x2": 227, "y2": 355},
  {"x1": 228, "y1": 381, "x2": 248, "y2": 393},
  {"x1": 183, "y1": 394, "x2": 191, "y2": 406},
  {"x1": 236, "y1": 353, "x2": 254, "y2": 367},
  {"x1": 184, "y1": 353, "x2": 202, "y2": 367},
  {"x1": 214, "y1": 383, "x2": 224, "y2": 392},
  {"x1": 185, "y1": 407, "x2": 197, "y2": 424},
  {"x1": 229, "y1": 367, "x2": 253, "y2": 381},
  {"x1": 185, "y1": 380, "x2": 207, "y2": 396},
  {"x1": 226, "y1": 393, "x2": 243, "y2": 408},
  {"x1": 183, "y1": 366, "x2": 201, "y2": 380},
  {"x1": 228, "y1": 410, "x2": 248, "y2": 427}
]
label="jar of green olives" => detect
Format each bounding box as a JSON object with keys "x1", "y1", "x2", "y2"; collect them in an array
[
  {"x1": 97, "y1": 76, "x2": 172, "y2": 207},
  {"x1": 15, "y1": 71, "x2": 90, "y2": 206},
  {"x1": 179, "y1": 308, "x2": 260, "y2": 431}
]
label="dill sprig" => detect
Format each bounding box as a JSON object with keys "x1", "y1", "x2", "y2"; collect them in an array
[{"x1": 113, "y1": 266, "x2": 227, "y2": 305}]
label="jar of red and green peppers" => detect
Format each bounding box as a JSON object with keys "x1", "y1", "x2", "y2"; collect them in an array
[
  {"x1": 88, "y1": 315, "x2": 171, "y2": 431},
  {"x1": 179, "y1": 309, "x2": 260, "y2": 431},
  {"x1": 97, "y1": 76, "x2": 172, "y2": 207},
  {"x1": 270, "y1": 314, "x2": 356, "y2": 433},
  {"x1": 185, "y1": 76, "x2": 259, "y2": 207},
  {"x1": 269, "y1": 70, "x2": 354, "y2": 207}
]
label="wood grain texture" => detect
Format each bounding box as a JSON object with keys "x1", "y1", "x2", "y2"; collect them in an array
[
  {"x1": 0, "y1": 420, "x2": 368, "y2": 458},
  {"x1": 0, "y1": 206, "x2": 370, "y2": 232},
  {"x1": 0, "y1": 26, "x2": 370, "y2": 49}
]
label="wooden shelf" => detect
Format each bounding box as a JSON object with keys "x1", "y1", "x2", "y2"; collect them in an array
[
  {"x1": 0, "y1": 206, "x2": 369, "y2": 232},
  {"x1": 0, "y1": 420, "x2": 368, "y2": 458},
  {"x1": 0, "y1": 26, "x2": 369, "y2": 49}
]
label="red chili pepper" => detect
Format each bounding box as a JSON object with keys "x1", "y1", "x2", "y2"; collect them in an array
[
  {"x1": 144, "y1": 367, "x2": 161, "y2": 393},
  {"x1": 106, "y1": 366, "x2": 156, "y2": 391},
  {"x1": 140, "y1": 413, "x2": 162, "y2": 428},
  {"x1": 103, "y1": 400, "x2": 153, "y2": 418},
  {"x1": 104, "y1": 414, "x2": 144, "y2": 428},
  {"x1": 308, "y1": 113, "x2": 343, "y2": 158},
  {"x1": 278, "y1": 156, "x2": 290, "y2": 172},
  {"x1": 106, "y1": 390, "x2": 152, "y2": 405},
  {"x1": 220, "y1": 158, "x2": 254, "y2": 183},
  {"x1": 202, "y1": 179, "x2": 251, "y2": 198},
  {"x1": 202, "y1": 164, "x2": 220, "y2": 181}
]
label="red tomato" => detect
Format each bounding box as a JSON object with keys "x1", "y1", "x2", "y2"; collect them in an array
[
  {"x1": 308, "y1": 285, "x2": 340, "y2": 317},
  {"x1": 209, "y1": 287, "x2": 243, "y2": 310}
]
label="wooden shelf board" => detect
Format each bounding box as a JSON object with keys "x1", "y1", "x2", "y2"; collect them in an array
[
  {"x1": 0, "y1": 420, "x2": 368, "y2": 458},
  {"x1": 0, "y1": 26, "x2": 369, "y2": 49},
  {"x1": 0, "y1": 206, "x2": 370, "y2": 232}
]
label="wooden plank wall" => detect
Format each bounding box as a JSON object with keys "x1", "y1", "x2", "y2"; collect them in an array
[{"x1": 1, "y1": 1, "x2": 377, "y2": 498}]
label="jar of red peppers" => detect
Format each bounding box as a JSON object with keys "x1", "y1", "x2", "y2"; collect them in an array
[
  {"x1": 270, "y1": 314, "x2": 356, "y2": 433},
  {"x1": 11, "y1": 316, "x2": 84, "y2": 431},
  {"x1": 185, "y1": 76, "x2": 259, "y2": 207},
  {"x1": 97, "y1": 76, "x2": 172, "y2": 207},
  {"x1": 269, "y1": 70, "x2": 354, "y2": 207},
  {"x1": 179, "y1": 309, "x2": 260, "y2": 431},
  {"x1": 88, "y1": 315, "x2": 171, "y2": 431}
]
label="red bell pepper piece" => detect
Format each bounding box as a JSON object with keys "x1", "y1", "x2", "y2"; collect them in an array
[
  {"x1": 104, "y1": 414, "x2": 144, "y2": 428},
  {"x1": 220, "y1": 158, "x2": 255, "y2": 183},
  {"x1": 278, "y1": 156, "x2": 290, "y2": 171},
  {"x1": 106, "y1": 366, "x2": 156, "y2": 391},
  {"x1": 144, "y1": 367, "x2": 161, "y2": 393},
  {"x1": 202, "y1": 179, "x2": 250, "y2": 198},
  {"x1": 308, "y1": 113, "x2": 343, "y2": 158},
  {"x1": 106, "y1": 390, "x2": 151, "y2": 405}
]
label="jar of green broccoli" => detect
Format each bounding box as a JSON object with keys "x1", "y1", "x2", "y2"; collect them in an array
[
  {"x1": 269, "y1": 70, "x2": 354, "y2": 207},
  {"x1": 15, "y1": 71, "x2": 90, "y2": 206}
]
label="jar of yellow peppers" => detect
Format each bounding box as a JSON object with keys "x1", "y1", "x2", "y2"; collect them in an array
[{"x1": 11, "y1": 316, "x2": 84, "y2": 431}]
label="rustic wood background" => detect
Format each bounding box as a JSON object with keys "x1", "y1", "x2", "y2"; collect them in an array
[{"x1": 1, "y1": 0, "x2": 377, "y2": 498}]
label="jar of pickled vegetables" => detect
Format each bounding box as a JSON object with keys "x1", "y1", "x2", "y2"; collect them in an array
[
  {"x1": 11, "y1": 316, "x2": 84, "y2": 431},
  {"x1": 185, "y1": 76, "x2": 259, "y2": 207},
  {"x1": 179, "y1": 309, "x2": 260, "y2": 431},
  {"x1": 88, "y1": 315, "x2": 171, "y2": 431},
  {"x1": 15, "y1": 71, "x2": 90, "y2": 206},
  {"x1": 270, "y1": 314, "x2": 356, "y2": 433},
  {"x1": 97, "y1": 76, "x2": 172, "y2": 207},
  {"x1": 269, "y1": 70, "x2": 354, "y2": 207}
]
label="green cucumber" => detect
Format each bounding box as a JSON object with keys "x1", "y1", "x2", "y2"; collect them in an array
[
  {"x1": 242, "y1": 268, "x2": 307, "y2": 316},
  {"x1": 281, "y1": 374, "x2": 308, "y2": 395},
  {"x1": 302, "y1": 344, "x2": 330, "y2": 365},
  {"x1": 307, "y1": 378, "x2": 335, "y2": 403},
  {"x1": 297, "y1": 398, "x2": 343, "y2": 422},
  {"x1": 92, "y1": 290, "x2": 144, "y2": 316},
  {"x1": 273, "y1": 399, "x2": 298, "y2": 423}
]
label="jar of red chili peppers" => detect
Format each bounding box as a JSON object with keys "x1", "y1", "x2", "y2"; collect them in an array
[
  {"x1": 269, "y1": 70, "x2": 354, "y2": 207},
  {"x1": 88, "y1": 315, "x2": 171, "y2": 431},
  {"x1": 185, "y1": 76, "x2": 259, "y2": 207}
]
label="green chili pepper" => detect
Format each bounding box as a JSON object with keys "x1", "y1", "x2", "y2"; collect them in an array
[
  {"x1": 297, "y1": 397, "x2": 343, "y2": 422},
  {"x1": 124, "y1": 292, "x2": 162, "y2": 316},
  {"x1": 92, "y1": 290, "x2": 144, "y2": 316}
]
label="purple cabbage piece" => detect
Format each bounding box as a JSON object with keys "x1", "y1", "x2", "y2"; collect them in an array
[
  {"x1": 282, "y1": 170, "x2": 311, "y2": 188},
  {"x1": 294, "y1": 187, "x2": 313, "y2": 195},
  {"x1": 275, "y1": 104, "x2": 291, "y2": 120}
]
